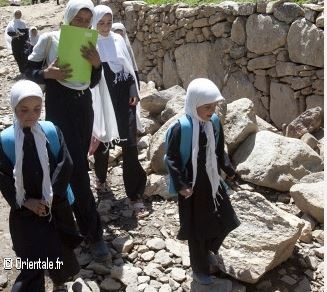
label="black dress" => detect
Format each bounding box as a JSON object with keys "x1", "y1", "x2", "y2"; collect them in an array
[
  {"x1": 0, "y1": 126, "x2": 80, "y2": 289},
  {"x1": 93, "y1": 62, "x2": 146, "y2": 200},
  {"x1": 166, "y1": 121, "x2": 240, "y2": 243},
  {"x1": 7, "y1": 28, "x2": 28, "y2": 73}
]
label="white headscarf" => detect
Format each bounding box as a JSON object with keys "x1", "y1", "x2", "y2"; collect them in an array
[
  {"x1": 10, "y1": 80, "x2": 53, "y2": 208},
  {"x1": 92, "y1": 5, "x2": 143, "y2": 132},
  {"x1": 28, "y1": 26, "x2": 39, "y2": 47},
  {"x1": 111, "y1": 22, "x2": 138, "y2": 71},
  {"x1": 4, "y1": 9, "x2": 27, "y2": 52},
  {"x1": 28, "y1": 0, "x2": 95, "y2": 90},
  {"x1": 63, "y1": 0, "x2": 94, "y2": 26},
  {"x1": 184, "y1": 78, "x2": 224, "y2": 207}
]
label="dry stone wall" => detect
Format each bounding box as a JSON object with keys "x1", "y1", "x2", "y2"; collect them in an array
[{"x1": 105, "y1": 0, "x2": 324, "y2": 129}]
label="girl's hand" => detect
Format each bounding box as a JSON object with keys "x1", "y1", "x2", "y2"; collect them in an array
[
  {"x1": 23, "y1": 198, "x2": 48, "y2": 216},
  {"x1": 129, "y1": 96, "x2": 138, "y2": 106},
  {"x1": 43, "y1": 57, "x2": 72, "y2": 81},
  {"x1": 81, "y1": 42, "x2": 101, "y2": 69},
  {"x1": 180, "y1": 188, "x2": 193, "y2": 198}
]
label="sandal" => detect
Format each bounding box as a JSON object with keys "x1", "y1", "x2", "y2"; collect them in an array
[{"x1": 131, "y1": 201, "x2": 149, "y2": 218}]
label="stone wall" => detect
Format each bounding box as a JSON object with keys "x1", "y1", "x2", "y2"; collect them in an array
[{"x1": 104, "y1": 0, "x2": 324, "y2": 129}]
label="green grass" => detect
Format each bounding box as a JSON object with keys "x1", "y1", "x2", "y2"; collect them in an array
[{"x1": 0, "y1": 0, "x2": 315, "y2": 8}]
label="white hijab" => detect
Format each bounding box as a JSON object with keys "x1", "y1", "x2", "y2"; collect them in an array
[
  {"x1": 28, "y1": 0, "x2": 95, "y2": 90},
  {"x1": 5, "y1": 9, "x2": 27, "y2": 52},
  {"x1": 184, "y1": 78, "x2": 224, "y2": 206},
  {"x1": 92, "y1": 5, "x2": 143, "y2": 132},
  {"x1": 111, "y1": 22, "x2": 138, "y2": 71},
  {"x1": 28, "y1": 26, "x2": 39, "y2": 46},
  {"x1": 10, "y1": 80, "x2": 53, "y2": 208}
]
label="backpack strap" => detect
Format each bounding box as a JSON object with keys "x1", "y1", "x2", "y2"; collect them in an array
[
  {"x1": 210, "y1": 113, "x2": 220, "y2": 145},
  {"x1": 178, "y1": 114, "x2": 192, "y2": 169},
  {"x1": 39, "y1": 121, "x2": 60, "y2": 159},
  {"x1": 0, "y1": 125, "x2": 15, "y2": 165}
]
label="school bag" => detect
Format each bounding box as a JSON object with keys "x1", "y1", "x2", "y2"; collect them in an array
[
  {"x1": 0, "y1": 121, "x2": 75, "y2": 205},
  {"x1": 164, "y1": 113, "x2": 222, "y2": 197}
]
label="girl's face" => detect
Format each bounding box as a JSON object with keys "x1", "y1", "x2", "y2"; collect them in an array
[
  {"x1": 97, "y1": 13, "x2": 113, "y2": 37},
  {"x1": 70, "y1": 8, "x2": 93, "y2": 28},
  {"x1": 31, "y1": 29, "x2": 37, "y2": 36},
  {"x1": 196, "y1": 102, "x2": 217, "y2": 122},
  {"x1": 15, "y1": 96, "x2": 42, "y2": 128}
]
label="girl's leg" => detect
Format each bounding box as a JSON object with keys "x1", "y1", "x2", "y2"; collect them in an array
[
  {"x1": 93, "y1": 142, "x2": 110, "y2": 188},
  {"x1": 12, "y1": 269, "x2": 45, "y2": 292},
  {"x1": 188, "y1": 238, "x2": 210, "y2": 275},
  {"x1": 122, "y1": 145, "x2": 146, "y2": 201}
]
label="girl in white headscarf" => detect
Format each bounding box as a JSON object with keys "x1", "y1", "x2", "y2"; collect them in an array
[
  {"x1": 111, "y1": 22, "x2": 139, "y2": 77},
  {"x1": 25, "y1": 0, "x2": 109, "y2": 262},
  {"x1": 0, "y1": 80, "x2": 81, "y2": 292},
  {"x1": 91, "y1": 5, "x2": 147, "y2": 217},
  {"x1": 5, "y1": 9, "x2": 28, "y2": 73},
  {"x1": 165, "y1": 78, "x2": 240, "y2": 285}
]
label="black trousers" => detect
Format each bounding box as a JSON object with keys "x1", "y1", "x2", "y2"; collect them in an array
[
  {"x1": 188, "y1": 237, "x2": 224, "y2": 274},
  {"x1": 12, "y1": 41, "x2": 27, "y2": 73},
  {"x1": 45, "y1": 88, "x2": 103, "y2": 243},
  {"x1": 94, "y1": 143, "x2": 146, "y2": 201},
  {"x1": 12, "y1": 269, "x2": 45, "y2": 292}
]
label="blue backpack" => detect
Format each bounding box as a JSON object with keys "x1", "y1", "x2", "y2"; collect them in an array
[
  {"x1": 0, "y1": 121, "x2": 75, "y2": 205},
  {"x1": 164, "y1": 113, "x2": 221, "y2": 197}
]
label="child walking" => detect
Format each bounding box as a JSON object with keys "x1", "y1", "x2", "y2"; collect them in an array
[
  {"x1": 0, "y1": 80, "x2": 81, "y2": 292},
  {"x1": 165, "y1": 78, "x2": 240, "y2": 285}
]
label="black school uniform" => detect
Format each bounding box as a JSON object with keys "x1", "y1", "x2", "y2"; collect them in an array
[
  {"x1": 0, "y1": 126, "x2": 80, "y2": 291},
  {"x1": 166, "y1": 121, "x2": 240, "y2": 274},
  {"x1": 7, "y1": 28, "x2": 28, "y2": 73},
  {"x1": 93, "y1": 62, "x2": 146, "y2": 200},
  {"x1": 25, "y1": 61, "x2": 104, "y2": 244}
]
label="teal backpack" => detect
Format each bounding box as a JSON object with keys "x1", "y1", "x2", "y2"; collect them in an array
[
  {"x1": 0, "y1": 121, "x2": 75, "y2": 205},
  {"x1": 164, "y1": 113, "x2": 222, "y2": 197}
]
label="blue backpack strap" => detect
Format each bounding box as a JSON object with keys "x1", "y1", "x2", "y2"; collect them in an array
[
  {"x1": 39, "y1": 121, "x2": 60, "y2": 159},
  {"x1": 210, "y1": 113, "x2": 220, "y2": 146},
  {"x1": 0, "y1": 125, "x2": 15, "y2": 165},
  {"x1": 179, "y1": 114, "x2": 192, "y2": 169}
]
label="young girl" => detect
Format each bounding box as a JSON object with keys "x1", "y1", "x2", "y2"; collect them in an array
[
  {"x1": 5, "y1": 9, "x2": 29, "y2": 74},
  {"x1": 165, "y1": 78, "x2": 240, "y2": 285},
  {"x1": 90, "y1": 5, "x2": 147, "y2": 217},
  {"x1": 0, "y1": 80, "x2": 80, "y2": 292},
  {"x1": 111, "y1": 22, "x2": 139, "y2": 86},
  {"x1": 25, "y1": 0, "x2": 109, "y2": 261},
  {"x1": 25, "y1": 26, "x2": 39, "y2": 55}
]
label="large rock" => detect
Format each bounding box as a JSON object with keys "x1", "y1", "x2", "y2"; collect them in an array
[
  {"x1": 290, "y1": 182, "x2": 324, "y2": 223},
  {"x1": 270, "y1": 82, "x2": 300, "y2": 129},
  {"x1": 285, "y1": 106, "x2": 323, "y2": 138},
  {"x1": 148, "y1": 113, "x2": 183, "y2": 174},
  {"x1": 163, "y1": 52, "x2": 181, "y2": 89},
  {"x1": 233, "y1": 131, "x2": 323, "y2": 191},
  {"x1": 218, "y1": 191, "x2": 304, "y2": 284},
  {"x1": 174, "y1": 38, "x2": 232, "y2": 89},
  {"x1": 224, "y1": 98, "x2": 258, "y2": 154},
  {"x1": 246, "y1": 14, "x2": 289, "y2": 54},
  {"x1": 287, "y1": 18, "x2": 324, "y2": 67},
  {"x1": 273, "y1": 2, "x2": 304, "y2": 24}
]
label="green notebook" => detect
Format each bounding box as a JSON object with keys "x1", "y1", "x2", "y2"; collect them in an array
[{"x1": 58, "y1": 25, "x2": 98, "y2": 83}]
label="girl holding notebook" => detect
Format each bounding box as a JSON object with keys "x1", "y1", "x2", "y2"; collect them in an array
[{"x1": 24, "y1": 0, "x2": 109, "y2": 262}]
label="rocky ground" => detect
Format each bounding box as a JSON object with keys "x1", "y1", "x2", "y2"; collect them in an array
[{"x1": 0, "y1": 2, "x2": 324, "y2": 292}]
